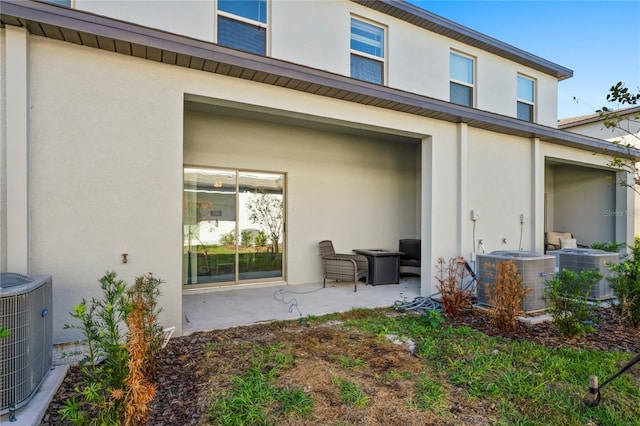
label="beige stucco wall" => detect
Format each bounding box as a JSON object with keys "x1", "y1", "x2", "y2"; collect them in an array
[
  {"x1": 76, "y1": 0, "x2": 215, "y2": 42},
  {"x1": 73, "y1": 0, "x2": 561, "y2": 127},
  {"x1": 8, "y1": 29, "x2": 631, "y2": 343},
  {"x1": 466, "y1": 128, "x2": 533, "y2": 254},
  {"x1": 28, "y1": 37, "x2": 184, "y2": 343},
  {"x1": 184, "y1": 112, "x2": 418, "y2": 285},
  {"x1": 341, "y1": 3, "x2": 559, "y2": 125},
  {"x1": 23, "y1": 35, "x2": 434, "y2": 343}
]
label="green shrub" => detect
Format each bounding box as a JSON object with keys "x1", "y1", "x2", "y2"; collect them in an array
[
  {"x1": 61, "y1": 271, "x2": 130, "y2": 424},
  {"x1": 255, "y1": 230, "x2": 268, "y2": 250},
  {"x1": 60, "y1": 271, "x2": 165, "y2": 425},
  {"x1": 422, "y1": 309, "x2": 445, "y2": 329},
  {"x1": 544, "y1": 269, "x2": 601, "y2": 337},
  {"x1": 590, "y1": 241, "x2": 625, "y2": 253},
  {"x1": 240, "y1": 230, "x2": 253, "y2": 248},
  {"x1": 220, "y1": 230, "x2": 236, "y2": 246},
  {"x1": 607, "y1": 237, "x2": 640, "y2": 327}
]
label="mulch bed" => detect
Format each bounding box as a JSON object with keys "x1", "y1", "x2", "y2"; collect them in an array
[{"x1": 447, "y1": 307, "x2": 640, "y2": 354}]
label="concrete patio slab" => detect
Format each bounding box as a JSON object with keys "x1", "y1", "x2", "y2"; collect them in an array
[{"x1": 182, "y1": 277, "x2": 421, "y2": 334}]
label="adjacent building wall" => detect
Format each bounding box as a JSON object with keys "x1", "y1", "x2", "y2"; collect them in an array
[{"x1": 563, "y1": 118, "x2": 640, "y2": 146}]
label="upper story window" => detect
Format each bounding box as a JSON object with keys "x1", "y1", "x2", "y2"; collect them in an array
[
  {"x1": 217, "y1": 0, "x2": 267, "y2": 55},
  {"x1": 350, "y1": 17, "x2": 385, "y2": 85},
  {"x1": 450, "y1": 52, "x2": 474, "y2": 107},
  {"x1": 41, "y1": 0, "x2": 71, "y2": 6},
  {"x1": 517, "y1": 75, "x2": 535, "y2": 122}
]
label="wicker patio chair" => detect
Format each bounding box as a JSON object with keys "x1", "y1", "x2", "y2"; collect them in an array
[
  {"x1": 544, "y1": 231, "x2": 588, "y2": 252},
  {"x1": 319, "y1": 240, "x2": 369, "y2": 292}
]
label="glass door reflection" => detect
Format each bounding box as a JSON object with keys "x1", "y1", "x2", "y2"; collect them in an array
[
  {"x1": 183, "y1": 168, "x2": 237, "y2": 285},
  {"x1": 238, "y1": 172, "x2": 284, "y2": 280},
  {"x1": 183, "y1": 167, "x2": 284, "y2": 286}
]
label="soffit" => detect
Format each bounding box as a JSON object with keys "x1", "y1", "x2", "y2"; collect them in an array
[{"x1": 1, "y1": 0, "x2": 635, "y2": 159}]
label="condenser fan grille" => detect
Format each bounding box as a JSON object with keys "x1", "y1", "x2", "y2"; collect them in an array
[{"x1": 0, "y1": 274, "x2": 52, "y2": 414}]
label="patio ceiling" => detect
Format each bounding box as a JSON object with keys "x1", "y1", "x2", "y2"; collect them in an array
[{"x1": 1, "y1": 0, "x2": 637, "y2": 159}]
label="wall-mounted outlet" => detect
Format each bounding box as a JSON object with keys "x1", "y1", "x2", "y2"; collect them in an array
[
  {"x1": 470, "y1": 252, "x2": 477, "y2": 262},
  {"x1": 520, "y1": 214, "x2": 529, "y2": 224},
  {"x1": 471, "y1": 209, "x2": 480, "y2": 221}
]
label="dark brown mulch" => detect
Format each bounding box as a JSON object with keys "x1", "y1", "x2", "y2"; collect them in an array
[
  {"x1": 41, "y1": 307, "x2": 639, "y2": 426},
  {"x1": 447, "y1": 307, "x2": 640, "y2": 354}
]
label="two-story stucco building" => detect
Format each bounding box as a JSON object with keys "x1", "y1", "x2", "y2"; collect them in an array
[{"x1": 1, "y1": 0, "x2": 636, "y2": 343}]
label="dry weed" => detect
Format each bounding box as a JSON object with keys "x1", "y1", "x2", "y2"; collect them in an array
[
  {"x1": 485, "y1": 260, "x2": 530, "y2": 332},
  {"x1": 435, "y1": 256, "x2": 475, "y2": 318},
  {"x1": 123, "y1": 301, "x2": 157, "y2": 426}
]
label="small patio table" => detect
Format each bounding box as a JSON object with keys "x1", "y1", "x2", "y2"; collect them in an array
[{"x1": 353, "y1": 249, "x2": 404, "y2": 285}]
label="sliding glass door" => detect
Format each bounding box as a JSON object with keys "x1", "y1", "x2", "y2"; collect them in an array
[{"x1": 183, "y1": 167, "x2": 285, "y2": 287}]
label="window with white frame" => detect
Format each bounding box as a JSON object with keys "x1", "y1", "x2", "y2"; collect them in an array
[
  {"x1": 350, "y1": 17, "x2": 385, "y2": 84},
  {"x1": 450, "y1": 52, "x2": 474, "y2": 107},
  {"x1": 517, "y1": 75, "x2": 535, "y2": 122},
  {"x1": 216, "y1": 0, "x2": 267, "y2": 55}
]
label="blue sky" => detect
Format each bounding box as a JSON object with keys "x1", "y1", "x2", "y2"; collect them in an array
[{"x1": 407, "y1": 0, "x2": 640, "y2": 119}]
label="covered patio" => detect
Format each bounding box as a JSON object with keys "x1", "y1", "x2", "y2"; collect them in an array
[{"x1": 182, "y1": 276, "x2": 421, "y2": 333}]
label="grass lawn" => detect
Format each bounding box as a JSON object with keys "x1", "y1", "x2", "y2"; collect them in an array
[
  {"x1": 46, "y1": 308, "x2": 640, "y2": 425},
  {"x1": 197, "y1": 309, "x2": 639, "y2": 425}
]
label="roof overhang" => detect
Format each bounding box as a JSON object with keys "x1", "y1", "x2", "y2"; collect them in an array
[
  {"x1": 353, "y1": 0, "x2": 573, "y2": 81},
  {"x1": 559, "y1": 106, "x2": 640, "y2": 129},
  {"x1": 1, "y1": 0, "x2": 637, "y2": 160}
]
